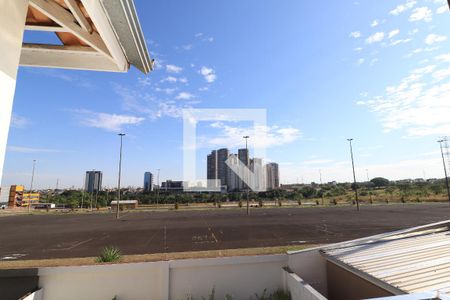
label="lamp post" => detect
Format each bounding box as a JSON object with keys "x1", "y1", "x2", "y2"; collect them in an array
[
  {"x1": 438, "y1": 139, "x2": 450, "y2": 202},
  {"x1": 28, "y1": 160, "x2": 36, "y2": 213},
  {"x1": 116, "y1": 133, "x2": 125, "y2": 219},
  {"x1": 243, "y1": 135, "x2": 250, "y2": 215},
  {"x1": 156, "y1": 168, "x2": 160, "y2": 208},
  {"x1": 347, "y1": 139, "x2": 359, "y2": 211}
]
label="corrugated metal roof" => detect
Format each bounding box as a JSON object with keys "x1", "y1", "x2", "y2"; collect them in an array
[{"x1": 322, "y1": 223, "x2": 450, "y2": 295}]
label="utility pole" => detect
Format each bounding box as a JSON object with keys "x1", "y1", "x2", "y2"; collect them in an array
[
  {"x1": 319, "y1": 169, "x2": 324, "y2": 205},
  {"x1": 116, "y1": 133, "x2": 125, "y2": 219},
  {"x1": 347, "y1": 139, "x2": 359, "y2": 211},
  {"x1": 28, "y1": 160, "x2": 36, "y2": 213},
  {"x1": 156, "y1": 168, "x2": 160, "y2": 208},
  {"x1": 243, "y1": 135, "x2": 250, "y2": 215},
  {"x1": 438, "y1": 139, "x2": 450, "y2": 202},
  {"x1": 81, "y1": 173, "x2": 85, "y2": 209}
]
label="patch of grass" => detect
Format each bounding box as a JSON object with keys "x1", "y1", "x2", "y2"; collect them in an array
[{"x1": 96, "y1": 246, "x2": 121, "y2": 263}]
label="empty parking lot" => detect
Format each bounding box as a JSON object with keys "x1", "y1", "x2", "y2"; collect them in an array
[{"x1": 0, "y1": 203, "x2": 449, "y2": 260}]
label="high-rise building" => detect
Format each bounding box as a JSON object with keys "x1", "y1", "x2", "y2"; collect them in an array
[
  {"x1": 207, "y1": 150, "x2": 218, "y2": 189},
  {"x1": 250, "y1": 158, "x2": 266, "y2": 191},
  {"x1": 143, "y1": 172, "x2": 153, "y2": 192},
  {"x1": 266, "y1": 163, "x2": 280, "y2": 190},
  {"x1": 217, "y1": 148, "x2": 230, "y2": 188},
  {"x1": 85, "y1": 171, "x2": 102, "y2": 193},
  {"x1": 226, "y1": 154, "x2": 241, "y2": 192},
  {"x1": 238, "y1": 148, "x2": 249, "y2": 166}
]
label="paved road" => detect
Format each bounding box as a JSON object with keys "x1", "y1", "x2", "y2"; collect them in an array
[{"x1": 0, "y1": 203, "x2": 449, "y2": 260}]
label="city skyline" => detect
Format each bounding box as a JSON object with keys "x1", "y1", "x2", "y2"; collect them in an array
[{"x1": 3, "y1": 0, "x2": 450, "y2": 189}]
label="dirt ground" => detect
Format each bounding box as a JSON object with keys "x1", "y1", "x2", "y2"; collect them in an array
[{"x1": 0, "y1": 203, "x2": 449, "y2": 260}]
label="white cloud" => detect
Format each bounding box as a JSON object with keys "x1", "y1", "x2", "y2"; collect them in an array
[
  {"x1": 175, "y1": 92, "x2": 194, "y2": 100},
  {"x1": 6, "y1": 146, "x2": 62, "y2": 153},
  {"x1": 73, "y1": 109, "x2": 145, "y2": 132},
  {"x1": 409, "y1": 7, "x2": 432, "y2": 22},
  {"x1": 390, "y1": 38, "x2": 412, "y2": 46},
  {"x1": 357, "y1": 58, "x2": 365, "y2": 65},
  {"x1": 390, "y1": 0, "x2": 417, "y2": 15},
  {"x1": 182, "y1": 44, "x2": 193, "y2": 50},
  {"x1": 425, "y1": 33, "x2": 447, "y2": 45},
  {"x1": 358, "y1": 65, "x2": 450, "y2": 137},
  {"x1": 435, "y1": 53, "x2": 450, "y2": 62},
  {"x1": 200, "y1": 66, "x2": 217, "y2": 83},
  {"x1": 436, "y1": 5, "x2": 448, "y2": 14},
  {"x1": 365, "y1": 32, "x2": 385, "y2": 44},
  {"x1": 388, "y1": 29, "x2": 400, "y2": 39},
  {"x1": 179, "y1": 77, "x2": 188, "y2": 84},
  {"x1": 161, "y1": 76, "x2": 178, "y2": 83},
  {"x1": 10, "y1": 114, "x2": 29, "y2": 128},
  {"x1": 198, "y1": 123, "x2": 302, "y2": 149},
  {"x1": 349, "y1": 31, "x2": 361, "y2": 38},
  {"x1": 166, "y1": 64, "x2": 183, "y2": 73},
  {"x1": 113, "y1": 84, "x2": 194, "y2": 120},
  {"x1": 371, "y1": 20, "x2": 379, "y2": 27},
  {"x1": 302, "y1": 159, "x2": 334, "y2": 165}
]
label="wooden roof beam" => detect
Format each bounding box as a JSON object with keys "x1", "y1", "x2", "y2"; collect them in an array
[
  {"x1": 20, "y1": 43, "x2": 123, "y2": 72},
  {"x1": 29, "y1": 0, "x2": 111, "y2": 59},
  {"x1": 64, "y1": 0, "x2": 93, "y2": 33}
]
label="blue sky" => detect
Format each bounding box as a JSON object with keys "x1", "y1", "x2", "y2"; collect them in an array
[{"x1": 3, "y1": 0, "x2": 450, "y2": 189}]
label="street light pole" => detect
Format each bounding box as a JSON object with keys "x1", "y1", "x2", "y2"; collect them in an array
[
  {"x1": 28, "y1": 160, "x2": 36, "y2": 213},
  {"x1": 243, "y1": 135, "x2": 250, "y2": 215},
  {"x1": 116, "y1": 133, "x2": 125, "y2": 219},
  {"x1": 347, "y1": 139, "x2": 359, "y2": 211},
  {"x1": 156, "y1": 168, "x2": 160, "y2": 208},
  {"x1": 438, "y1": 139, "x2": 450, "y2": 202}
]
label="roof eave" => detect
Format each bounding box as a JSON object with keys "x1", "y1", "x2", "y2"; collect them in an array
[{"x1": 100, "y1": 0, "x2": 153, "y2": 74}]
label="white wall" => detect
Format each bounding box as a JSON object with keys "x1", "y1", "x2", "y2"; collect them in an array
[
  {"x1": 169, "y1": 255, "x2": 286, "y2": 300},
  {"x1": 38, "y1": 255, "x2": 288, "y2": 300},
  {"x1": 39, "y1": 261, "x2": 168, "y2": 300},
  {"x1": 0, "y1": 0, "x2": 29, "y2": 185},
  {"x1": 285, "y1": 271, "x2": 327, "y2": 300},
  {"x1": 288, "y1": 248, "x2": 328, "y2": 297}
]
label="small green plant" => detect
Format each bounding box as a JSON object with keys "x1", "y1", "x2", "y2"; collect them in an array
[
  {"x1": 217, "y1": 201, "x2": 222, "y2": 208},
  {"x1": 238, "y1": 200, "x2": 243, "y2": 208},
  {"x1": 175, "y1": 202, "x2": 179, "y2": 210},
  {"x1": 251, "y1": 289, "x2": 291, "y2": 300},
  {"x1": 278, "y1": 200, "x2": 282, "y2": 207},
  {"x1": 96, "y1": 246, "x2": 121, "y2": 263},
  {"x1": 298, "y1": 199, "x2": 302, "y2": 206},
  {"x1": 315, "y1": 199, "x2": 319, "y2": 205},
  {"x1": 259, "y1": 199, "x2": 263, "y2": 207}
]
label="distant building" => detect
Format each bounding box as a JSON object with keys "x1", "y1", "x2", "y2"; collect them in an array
[
  {"x1": 251, "y1": 158, "x2": 266, "y2": 191},
  {"x1": 162, "y1": 180, "x2": 183, "y2": 191},
  {"x1": 226, "y1": 154, "x2": 241, "y2": 192},
  {"x1": 85, "y1": 171, "x2": 102, "y2": 193},
  {"x1": 266, "y1": 163, "x2": 279, "y2": 190},
  {"x1": 207, "y1": 148, "x2": 279, "y2": 192},
  {"x1": 0, "y1": 185, "x2": 24, "y2": 208},
  {"x1": 143, "y1": 172, "x2": 153, "y2": 192},
  {"x1": 217, "y1": 148, "x2": 230, "y2": 188},
  {"x1": 110, "y1": 200, "x2": 138, "y2": 210},
  {"x1": 207, "y1": 150, "x2": 218, "y2": 189}
]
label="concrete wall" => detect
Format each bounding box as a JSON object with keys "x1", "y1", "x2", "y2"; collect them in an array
[
  {"x1": 0, "y1": 268, "x2": 39, "y2": 300},
  {"x1": 38, "y1": 255, "x2": 288, "y2": 300},
  {"x1": 326, "y1": 261, "x2": 393, "y2": 300},
  {"x1": 39, "y1": 261, "x2": 168, "y2": 300},
  {"x1": 284, "y1": 270, "x2": 327, "y2": 300},
  {"x1": 287, "y1": 248, "x2": 328, "y2": 297}
]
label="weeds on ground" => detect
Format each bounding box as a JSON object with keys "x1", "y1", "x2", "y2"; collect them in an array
[
  {"x1": 184, "y1": 288, "x2": 290, "y2": 300},
  {"x1": 96, "y1": 246, "x2": 121, "y2": 263}
]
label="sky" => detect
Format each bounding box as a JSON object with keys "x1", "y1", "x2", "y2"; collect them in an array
[{"x1": 3, "y1": 0, "x2": 450, "y2": 189}]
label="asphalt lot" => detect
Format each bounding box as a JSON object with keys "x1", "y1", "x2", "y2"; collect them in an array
[{"x1": 0, "y1": 203, "x2": 449, "y2": 260}]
